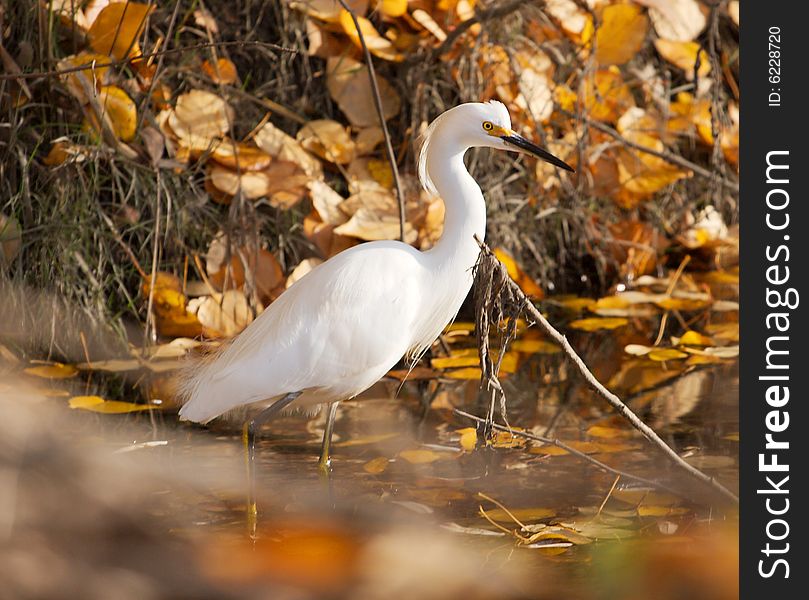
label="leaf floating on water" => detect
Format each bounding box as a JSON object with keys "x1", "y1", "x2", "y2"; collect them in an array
[
  {"x1": 510, "y1": 339, "x2": 560, "y2": 355},
  {"x1": 484, "y1": 506, "x2": 555, "y2": 523},
  {"x1": 586, "y1": 425, "x2": 633, "y2": 439},
  {"x1": 569, "y1": 317, "x2": 629, "y2": 332},
  {"x1": 674, "y1": 330, "x2": 714, "y2": 346},
  {"x1": 24, "y1": 363, "x2": 78, "y2": 379},
  {"x1": 335, "y1": 432, "x2": 398, "y2": 447},
  {"x1": 362, "y1": 456, "x2": 389, "y2": 474},
  {"x1": 399, "y1": 449, "x2": 442, "y2": 464},
  {"x1": 637, "y1": 505, "x2": 691, "y2": 518},
  {"x1": 441, "y1": 522, "x2": 506, "y2": 537},
  {"x1": 69, "y1": 395, "x2": 154, "y2": 413},
  {"x1": 647, "y1": 348, "x2": 689, "y2": 362},
  {"x1": 456, "y1": 428, "x2": 478, "y2": 452}
]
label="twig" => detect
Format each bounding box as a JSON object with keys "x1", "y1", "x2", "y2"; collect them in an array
[
  {"x1": 336, "y1": 0, "x2": 406, "y2": 242},
  {"x1": 472, "y1": 238, "x2": 739, "y2": 504},
  {"x1": 0, "y1": 40, "x2": 297, "y2": 81},
  {"x1": 559, "y1": 109, "x2": 739, "y2": 193},
  {"x1": 454, "y1": 408, "x2": 677, "y2": 494}
]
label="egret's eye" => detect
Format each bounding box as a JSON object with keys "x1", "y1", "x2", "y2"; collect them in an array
[{"x1": 482, "y1": 121, "x2": 494, "y2": 132}]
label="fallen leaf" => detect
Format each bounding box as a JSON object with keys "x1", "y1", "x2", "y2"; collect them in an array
[
  {"x1": 288, "y1": 0, "x2": 369, "y2": 23},
  {"x1": 654, "y1": 39, "x2": 711, "y2": 80},
  {"x1": 568, "y1": 317, "x2": 629, "y2": 332},
  {"x1": 69, "y1": 395, "x2": 154, "y2": 414},
  {"x1": 297, "y1": 119, "x2": 355, "y2": 164},
  {"x1": 58, "y1": 52, "x2": 111, "y2": 104},
  {"x1": 23, "y1": 363, "x2": 78, "y2": 379},
  {"x1": 188, "y1": 290, "x2": 258, "y2": 337},
  {"x1": 210, "y1": 141, "x2": 273, "y2": 171},
  {"x1": 202, "y1": 57, "x2": 238, "y2": 84},
  {"x1": 457, "y1": 428, "x2": 477, "y2": 451},
  {"x1": 338, "y1": 9, "x2": 403, "y2": 62},
  {"x1": 87, "y1": 2, "x2": 154, "y2": 59},
  {"x1": 326, "y1": 57, "x2": 400, "y2": 127},
  {"x1": 494, "y1": 248, "x2": 543, "y2": 299},
  {"x1": 254, "y1": 122, "x2": 323, "y2": 178},
  {"x1": 363, "y1": 456, "x2": 389, "y2": 474},
  {"x1": 0, "y1": 213, "x2": 22, "y2": 265},
  {"x1": 286, "y1": 258, "x2": 323, "y2": 289},
  {"x1": 399, "y1": 449, "x2": 442, "y2": 464},
  {"x1": 595, "y1": 4, "x2": 648, "y2": 66},
  {"x1": 647, "y1": 348, "x2": 689, "y2": 362},
  {"x1": 169, "y1": 90, "x2": 233, "y2": 153},
  {"x1": 636, "y1": 0, "x2": 707, "y2": 41},
  {"x1": 97, "y1": 85, "x2": 137, "y2": 141}
]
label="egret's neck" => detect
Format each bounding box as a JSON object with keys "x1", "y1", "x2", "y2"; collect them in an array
[{"x1": 425, "y1": 142, "x2": 486, "y2": 272}]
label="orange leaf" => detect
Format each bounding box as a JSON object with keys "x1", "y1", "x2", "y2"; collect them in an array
[
  {"x1": 87, "y1": 2, "x2": 154, "y2": 59},
  {"x1": 202, "y1": 58, "x2": 238, "y2": 84}
]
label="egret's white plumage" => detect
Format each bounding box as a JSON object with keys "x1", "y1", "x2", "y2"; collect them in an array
[{"x1": 179, "y1": 101, "x2": 571, "y2": 425}]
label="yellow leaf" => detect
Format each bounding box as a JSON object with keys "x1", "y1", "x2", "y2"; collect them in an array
[
  {"x1": 457, "y1": 428, "x2": 478, "y2": 451},
  {"x1": 69, "y1": 395, "x2": 154, "y2": 414},
  {"x1": 58, "y1": 52, "x2": 112, "y2": 104},
  {"x1": 647, "y1": 348, "x2": 689, "y2": 362},
  {"x1": 289, "y1": 0, "x2": 369, "y2": 23},
  {"x1": 87, "y1": 2, "x2": 154, "y2": 59},
  {"x1": 399, "y1": 449, "x2": 442, "y2": 464},
  {"x1": 335, "y1": 432, "x2": 398, "y2": 447},
  {"x1": 676, "y1": 330, "x2": 714, "y2": 346},
  {"x1": 444, "y1": 367, "x2": 482, "y2": 380},
  {"x1": 24, "y1": 363, "x2": 78, "y2": 379},
  {"x1": 595, "y1": 4, "x2": 648, "y2": 66},
  {"x1": 654, "y1": 39, "x2": 711, "y2": 80},
  {"x1": 97, "y1": 85, "x2": 137, "y2": 142},
  {"x1": 363, "y1": 456, "x2": 389, "y2": 474},
  {"x1": 637, "y1": 505, "x2": 690, "y2": 517},
  {"x1": 490, "y1": 429, "x2": 527, "y2": 449},
  {"x1": 510, "y1": 339, "x2": 560, "y2": 355},
  {"x1": 484, "y1": 506, "x2": 555, "y2": 523},
  {"x1": 568, "y1": 317, "x2": 628, "y2": 332},
  {"x1": 210, "y1": 141, "x2": 273, "y2": 172},
  {"x1": 586, "y1": 425, "x2": 633, "y2": 439},
  {"x1": 554, "y1": 296, "x2": 596, "y2": 312},
  {"x1": 494, "y1": 248, "x2": 543, "y2": 299},
  {"x1": 581, "y1": 68, "x2": 635, "y2": 123},
  {"x1": 68, "y1": 395, "x2": 105, "y2": 409},
  {"x1": 654, "y1": 297, "x2": 710, "y2": 311},
  {"x1": 338, "y1": 10, "x2": 403, "y2": 62},
  {"x1": 378, "y1": 0, "x2": 407, "y2": 18}
]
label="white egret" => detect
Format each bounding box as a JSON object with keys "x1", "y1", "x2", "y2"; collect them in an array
[{"x1": 179, "y1": 101, "x2": 573, "y2": 474}]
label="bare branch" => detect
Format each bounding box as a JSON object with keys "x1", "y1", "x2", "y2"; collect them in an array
[{"x1": 473, "y1": 237, "x2": 739, "y2": 504}]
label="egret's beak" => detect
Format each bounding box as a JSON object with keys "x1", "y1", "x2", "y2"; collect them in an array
[{"x1": 501, "y1": 133, "x2": 575, "y2": 172}]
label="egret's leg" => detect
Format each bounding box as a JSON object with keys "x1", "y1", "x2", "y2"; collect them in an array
[
  {"x1": 317, "y1": 402, "x2": 340, "y2": 473},
  {"x1": 244, "y1": 391, "x2": 301, "y2": 536}
]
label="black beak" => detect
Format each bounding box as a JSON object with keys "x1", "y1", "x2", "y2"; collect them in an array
[{"x1": 501, "y1": 134, "x2": 575, "y2": 172}]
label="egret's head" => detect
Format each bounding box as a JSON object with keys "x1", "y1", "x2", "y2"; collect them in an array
[
  {"x1": 470, "y1": 101, "x2": 574, "y2": 171},
  {"x1": 418, "y1": 101, "x2": 573, "y2": 194}
]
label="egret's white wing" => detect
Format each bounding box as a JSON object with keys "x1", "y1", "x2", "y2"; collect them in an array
[{"x1": 179, "y1": 242, "x2": 425, "y2": 422}]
